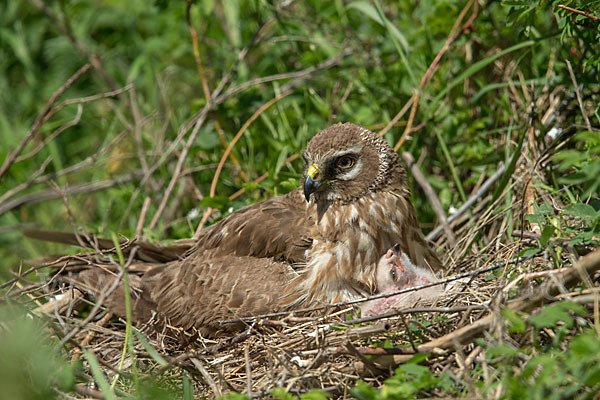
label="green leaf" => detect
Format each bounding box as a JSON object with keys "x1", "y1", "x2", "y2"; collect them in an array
[
  {"x1": 503, "y1": 308, "x2": 526, "y2": 333},
  {"x1": 520, "y1": 247, "x2": 541, "y2": 257},
  {"x1": 347, "y1": 1, "x2": 409, "y2": 52},
  {"x1": 133, "y1": 328, "x2": 168, "y2": 367},
  {"x1": 272, "y1": 387, "x2": 295, "y2": 400},
  {"x1": 529, "y1": 302, "x2": 587, "y2": 329},
  {"x1": 183, "y1": 375, "x2": 194, "y2": 400},
  {"x1": 83, "y1": 349, "x2": 117, "y2": 400},
  {"x1": 487, "y1": 344, "x2": 519, "y2": 358},
  {"x1": 539, "y1": 225, "x2": 555, "y2": 247},
  {"x1": 563, "y1": 204, "x2": 599, "y2": 223},
  {"x1": 199, "y1": 196, "x2": 230, "y2": 210},
  {"x1": 300, "y1": 389, "x2": 331, "y2": 400},
  {"x1": 349, "y1": 380, "x2": 380, "y2": 400}
]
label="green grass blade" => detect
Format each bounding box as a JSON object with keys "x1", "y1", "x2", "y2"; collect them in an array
[{"x1": 83, "y1": 349, "x2": 117, "y2": 400}]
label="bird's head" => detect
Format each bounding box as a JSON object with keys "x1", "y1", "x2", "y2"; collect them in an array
[{"x1": 302, "y1": 123, "x2": 405, "y2": 204}]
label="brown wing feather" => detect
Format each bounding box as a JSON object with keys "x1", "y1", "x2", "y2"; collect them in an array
[
  {"x1": 146, "y1": 250, "x2": 295, "y2": 336},
  {"x1": 67, "y1": 249, "x2": 297, "y2": 337},
  {"x1": 193, "y1": 188, "x2": 312, "y2": 263},
  {"x1": 24, "y1": 229, "x2": 192, "y2": 263}
]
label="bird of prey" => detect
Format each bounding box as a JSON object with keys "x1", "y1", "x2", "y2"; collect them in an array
[
  {"x1": 188, "y1": 122, "x2": 442, "y2": 307},
  {"x1": 28, "y1": 122, "x2": 442, "y2": 336}
]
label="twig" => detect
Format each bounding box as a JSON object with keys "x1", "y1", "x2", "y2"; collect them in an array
[
  {"x1": 0, "y1": 64, "x2": 91, "y2": 183},
  {"x1": 149, "y1": 111, "x2": 209, "y2": 230},
  {"x1": 558, "y1": 4, "x2": 600, "y2": 22},
  {"x1": 136, "y1": 197, "x2": 152, "y2": 238},
  {"x1": 0, "y1": 174, "x2": 139, "y2": 216},
  {"x1": 402, "y1": 151, "x2": 456, "y2": 246},
  {"x1": 245, "y1": 346, "x2": 253, "y2": 397},
  {"x1": 209, "y1": 90, "x2": 293, "y2": 198},
  {"x1": 565, "y1": 59, "x2": 592, "y2": 131},
  {"x1": 191, "y1": 358, "x2": 222, "y2": 397},
  {"x1": 15, "y1": 104, "x2": 83, "y2": 163},
  {"x1": 58, "y1": 265, "x2": 124, "y2": 348},
  {"x1": 426, "y1": 163, "x2": 506, "y2": 241}
]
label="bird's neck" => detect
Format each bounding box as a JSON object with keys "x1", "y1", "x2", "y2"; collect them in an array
[{"x1": 301, "y1": 191, "x2": 408, "y2": 305}]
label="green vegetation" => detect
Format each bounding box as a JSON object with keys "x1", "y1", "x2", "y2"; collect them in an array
[{"x1": 1, "y1": 0, "x2": 598, "y2": 398}]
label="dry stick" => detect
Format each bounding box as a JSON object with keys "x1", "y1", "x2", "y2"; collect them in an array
[
  {"x1": 378, "y1": 96, "x2": 415, "y2": 137},
  {"x1": 565, "y1": 59, "x2": 592, "y2": 131},
  {"x1": 390, "y1": 247, "x2": 600, "y2": 365},
  {"x1": 402, "y1": 151, "x2": 456, "y2": 246},
  {"x1": 16, "y1": 104, "x2": 83, "y2": 163},
  {"x1": 191, "y1": 358, "x2": 222, "y2": 397},
  {"x1": 0, "y1": 157, "x2": 52, "y2": 205},
  {"x1": 48, "y1": 180, "x2": 90, "y2": 252},
  {"x1": 383, "y1": 0, "x2": 477, "y2": 146},
  {"x1": 244, "y1": 346, "x2": 253, "y2": 397},
  {"x1": 0, "y1": 106, "x2": 129, "y2": 207},
  {"x1": 135, "y1": 197, "x2": 152, "y2": 238},
  {"x1": 194, "y1": 90, "x2": 293, "y2": 235},
  {"x1": 0, "y1": 63, "x2": 91, "y2": 183},
  {"x1": 149, "y1": 111, "x2": 209, "y2": 230},
  {"x1": 0, "y1": 174, "x2": 139, "y2": 216},
  {"x1": 58, "y1": 267, "x2": 124, "y2": 348},
  {"x1": 426, "y1": 163, "x2": 506, "y2": 242},
  {"x1": 186, "y1": 2, "x2": 247, "y2": 183},
  {"x1": 210, "y1": 90, "x2": 293, "y2": 198},
  {"x1": 39, "y1": 84, "x2": 134, "y2": 134},
  {"x1": 558, "y1": 4, "x2": 600, "y2": 21}
]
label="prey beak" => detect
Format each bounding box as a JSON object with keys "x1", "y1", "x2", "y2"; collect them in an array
[{"x1": 303, "y1": 163, "x2": 323, "y2": 202}]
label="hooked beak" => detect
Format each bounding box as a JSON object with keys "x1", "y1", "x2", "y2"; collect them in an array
[{"x1": 303, "y1": 163, "x2": 323, "y2": 202}]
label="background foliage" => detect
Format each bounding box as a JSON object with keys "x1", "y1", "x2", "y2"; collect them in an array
[{"x1": 1, "y1": 0, "x2": 598, "y2": 398}]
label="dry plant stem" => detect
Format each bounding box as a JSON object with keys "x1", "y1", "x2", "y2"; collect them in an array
[
  {"x1": 558, "y1": 4, "x2": 600, "y2": 21},
  {"x1": 15, "y1": 104, "x2": 83, "y2": 163},
  {"x1": 0, "y1": 157, "x2": 52, "y2": 205},
  {"x1": 378, "y1": 96, "x2": 415, "y2": 137},
  {"x1": 209, "y1": 90, "x2": 293, "y2": 198},
  {"x1": 58, "y1": 248, "x2": 137, "y2": 348},
  {"x1": 136, "y1": 197, "x2": 152, "y2": 238},
  {"x1": 42, "y1": 84, "x2": 134, "y2": 127},
  {"x1": 0, "y1": 63, "x2": 91, "y2": 183},
  {"x1": 194, "y1": 152, "x2": 300, "y2": 235},
  {"x1": 191, "y1": 358, "x2": 222, "y2": 397},
  {"x1": 565, "y1": 59, "x2": 592, "y2": 131},
  {"x1": 380, "y1": 0, "x2": 477, "y2": 144},
  {"x1": 149, "y1": 111, "x2": 209, "y2": 230},
  {"x1": 194, "y1": 90, "x2": 293, "y2": 235},
  {"x1": 390, "y1": 247, "x2": 600, "y2": 365},
  {"x1": 426, "y1": 163, "x2": 506, "y2": 241},
  {"x1": 0, "y1": 173, "x2": 139, "y2": 216},
  {"x1": 402, "y1": 151, "x2": 456, "y2": 246}
]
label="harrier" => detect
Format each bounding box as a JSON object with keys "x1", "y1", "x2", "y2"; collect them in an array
[
  {"x1": 190, "y1": 122, "x2": 441, "y2": 306},
  {"x1": 28, "y1": 122, "x2": 442, "y2": 335}
]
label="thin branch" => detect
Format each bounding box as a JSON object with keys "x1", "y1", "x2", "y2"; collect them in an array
[
  {"x1": 565, "y1": 59, "x2": 592, "y2": 131},
  {"x1": 0, "y1": 64, "x2": 91, "y2": 183},
  {"x1": 402, "y1": 151, "x2": 456, "y2": 246},
  {"x1": 426, "y1": 163, "x2": 506, "y2": 242}
]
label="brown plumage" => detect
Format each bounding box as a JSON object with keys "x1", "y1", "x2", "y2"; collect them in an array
[
  {"x1": 30, "y1": 122, "x2": 442, "y2": 336},
  {"x1": 190, "y1": 123, "x2": 442, "y2": 307}
]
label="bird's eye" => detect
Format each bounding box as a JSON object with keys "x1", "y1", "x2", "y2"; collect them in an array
[
  {"x1": 336, "y1": 156, "x2": 355, "y2": 169},
  {"x1": 390, "y1": 268, "x2": 397, "y2": 281}
]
